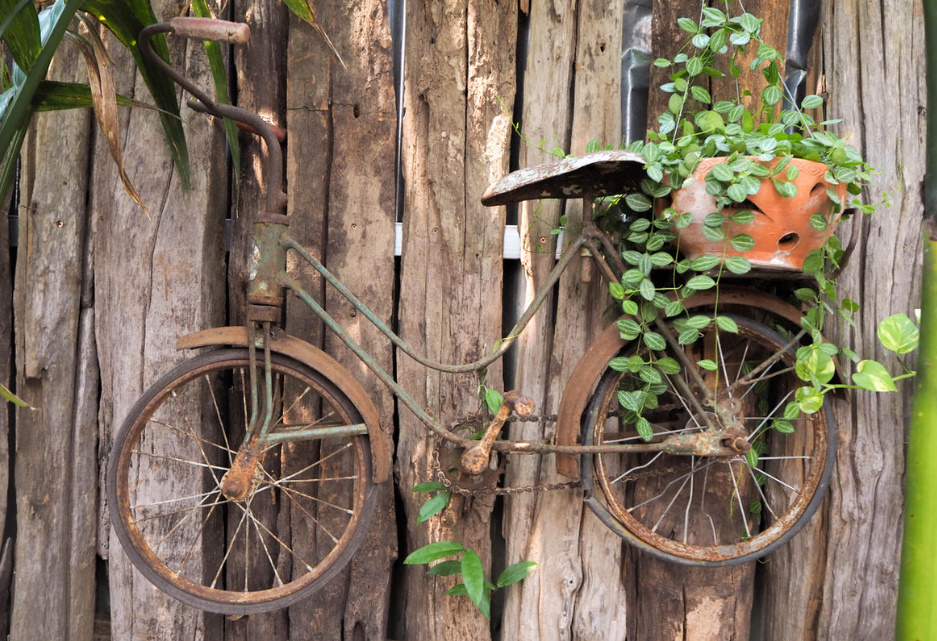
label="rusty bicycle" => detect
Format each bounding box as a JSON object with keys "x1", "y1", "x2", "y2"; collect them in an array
[{"x1": 107, "y1": 19, "x2": 835, "y2": 614}]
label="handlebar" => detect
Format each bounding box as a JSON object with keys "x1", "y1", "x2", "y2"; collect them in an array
[
  {"x1": 167, "y1": 17, "x2": 250, "y2": 44},
  {"x1": 139, "y1": 19, "x2": 286, "y2": 215}
]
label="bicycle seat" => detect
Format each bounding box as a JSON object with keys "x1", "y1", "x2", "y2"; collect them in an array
[{"x1": 481, "y1": 150, "x2": 646, "y2": 206}]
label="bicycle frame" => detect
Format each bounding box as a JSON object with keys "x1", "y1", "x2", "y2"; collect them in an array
[{"x1": 144, "y1": 18, "x2": 805, "y2": 481}]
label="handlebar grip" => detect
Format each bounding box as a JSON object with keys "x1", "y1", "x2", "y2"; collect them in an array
[{"x1": 168, "y1": 17, "x2": 250, "y2": 44}]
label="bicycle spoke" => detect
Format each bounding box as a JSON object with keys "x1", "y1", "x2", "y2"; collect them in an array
[
  {"x1": 612, "y1": 451, "x2": 664, "y2": 485},
  {"x1": 232, "y1": 500, "x2": 319, "y2": 574},
  {"x1": 131, "y1": 449, "x2": 228, "y2": 474},
  {"x1": 211, "y1": 504, "x2": 250, "y2": 589},
  {"x1": 726, "y1": 461, "x2": 752, "y2": 539},
  {"x1": 683, "y1": 456, "x2": 697, "y2": 544},
  {"x1": 134, "y1": 491, "x2": 228, "y2": 523},
  {"x1": 147, "y1": 418, "x2": 237, "y2": 459},
  {"x1": 204, "y1": 374, "x2": 234, "y2": 466},
  {"x1": 651, "y1": 470, "x2": 692, "y2": 534},
  {"x1": 717, "y1": 334, "x2": 732, "y2": 399},
  {"x1": 178, "y1": 495, "x2": 223, "y2": 573},
  {"x1": 746, "y1": 464, "x2": 778, "y2": 519},
  {"x1": 758, "y1": 466, "x2": 800, "y2": 493},
  {"x1": 248, "y1": 508, "x2": 285, "y2": 588}
]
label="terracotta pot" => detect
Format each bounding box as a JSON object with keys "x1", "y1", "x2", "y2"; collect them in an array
[{"x1": 667, "y1": 157, "x2": 848, "y2": 272}]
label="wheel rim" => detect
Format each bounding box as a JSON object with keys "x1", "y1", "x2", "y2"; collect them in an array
[
  {"x1": 590, "y1": 314, "x2": 831, "y2": 563},
  {"x1": 111, "y1": 351, "x2": 371, "y2": 611}
]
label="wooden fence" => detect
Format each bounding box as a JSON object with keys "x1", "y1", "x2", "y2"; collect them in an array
[{"x1": 0, "y1": 0, "x2": 925, "y2": 639}]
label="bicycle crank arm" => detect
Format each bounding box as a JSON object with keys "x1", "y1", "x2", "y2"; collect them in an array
[{"x1": 461, "y1": 391, "x2": 535, "y2": 475}]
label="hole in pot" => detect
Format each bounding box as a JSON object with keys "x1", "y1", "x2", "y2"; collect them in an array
[
  {"x1": 778, "y1": 232, "x2": 801, "y2": 252},
  {"x1": 810, "y1": 182, "x2": 826, "y2": 197}
]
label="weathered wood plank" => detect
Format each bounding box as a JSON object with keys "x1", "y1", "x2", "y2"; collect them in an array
[
  {"x1": 93, "y1": 7, "x2": 227, "y2": 638},
  {"x1": 395, "y1": 1, "x2": 515, "y2": 639},
  {"x1": 10, "y1": 43, "x2": 98, "y2": 641},
  {"x1": 500, "y1": 1, "x2": 578, "y2": 636},
  {"x1": 283, "y1": 0, "x2": 397, "y2": 636},
  {"x1": 0, "y1": 173, "x2": 12, "y2": 637},
  {"x1": 224, "y1": 2, "x2": 289, "y2": 636},
  {"x1": 816, "y1": 0, "x2": 925, "y2": 637}
]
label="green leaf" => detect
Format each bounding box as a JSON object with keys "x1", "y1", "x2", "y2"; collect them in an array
[
  {"x1": 657, "y1": 356, "x2": 681, "y2": 375},
  {"x1": 0, "y1": 0, "x2": 41, "y2": 71},
  {"x1": 636, "y1": 417, "x2": 654, "y2": 441},
  {"x1": 82, "y1": 0, "x2": 190, "y2": 189},
  {"x1": 773, "y1": 419, "x2": 795, "y2": 434},
  {"x1": 726, "y1": 182, "x2": 748, "y2": 202},
  {"x1": 417, "y1": 492, "x2": 451, "y2": 523},
  {"x1": 690, "y1": 85, "x2": 712, "y2": 104},
  {"x1": 643, "y1": 332, "x2": 667, "y2": 351},
  {"x1": 619, "y1": 390, "x2": 643, "y2": 413},
  {"x1": 795, "y1": 386, "x2": 824, "y2": 413},
  {"x1": 412, "y1": 481, "x2": 447, "y2": 493},
  {"x1": 877, "y1": 313, "x2": 920, "y2": 354},
  {"x1": 668, "y1": 92, "x2": 684, "y2": 114},
  {"x1": 0, "y1": 0, "x2": 83, "y2": 185},
  {"x1": 686, "y1": 315, "x2": 712, "y2": 329},
  {"x1": 801, "y1": 94, "x2": 824, "y2": 109},
  {"x1": 852, "y1": 360, "x2": 898, "y2": 392},
  {"x1": 0, "y1": 382, "x2": 28, "y2": 408},
  {"x1": 426, "y1": 560, "x2": 463, "y2": 576},
  {"x1": 686, "y1": 57, "x2": 703, "y2": 77},
  {"x1": 701, "y1": 224, "x2": 726, "y2": 241},
  {"x1": 485, "y1": 387, "x2": 504, "y2": 415},
  {"x1": 639, "y1": 278, "x2": 655, "y2": 301},
  {"x1": 461, "y1": 549, "x2": 485, "y2": 610},
  {"x1": 678, "y1": 328, "x2": 701, "y2": 345},
  {"x1": 745, "y1": 449, "x2": 759, "y2": 468},
  {"x1": 404, "y1": 541, "x2": 464, "y2": 565},
  {"x1": 772, "y1": 179, "x2": 798, "y2": 198},
  {"x1": 447, "y1": 583, "x2": 468, "y2": 596},
  {"x1": 710, "y1": 163, "x2": 734, "y2": 182},
  {"x1": 609, "y1": 282, "x2": 625, "y2": 300},
  {"x1": 686, "y1": 275, "x2": 716, "y2": 290},
  {"x1": 653, "y1": 57, "x2": 672, "y2": 68},
  {"x1": 625, "y1": 192, "x2": 652, "y2": 212},
  {"x1": 191, "y1": 0, "x2": 240, "y2": 189},
  {"x1": 617, "y1": 318, "x2": 642, "y2": 340},
  {"x1": 622, "y1": 299, "x2": 639, "y2": 316},
  {"x1": 497, "y1": 561, "x2": 538, "y2": 587},
  {"x1": 730, "y1": 233, "x2": 756, "y2": 252},
  {"x1": 698, "y1": 359, "x2": 718, "y2": 371},
  {"x1": 716, "y1": 316, "x2": 740, "y2": 333},
  {"x1": 724, "y1": 255, "x2": 752, "y2": 274},
  {"x1": 762, "y1": 85, "x2": 783, "y2": 106},
  {"x1": 677, "y1": 17, "x2": 699, "y2": 33}
]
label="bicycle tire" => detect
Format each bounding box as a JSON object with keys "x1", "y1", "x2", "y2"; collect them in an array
[
  {"x1": 108, "y1": 348, "x2": 377, "y2": 614},
  {"x1": 582, "y1": 312, "x2": 836, "y2": 565}
]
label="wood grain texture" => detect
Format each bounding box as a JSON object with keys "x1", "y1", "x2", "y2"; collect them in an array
[
  {"x1": 283, "y1": 0, "x2": 397, "y2": 637},
  {"x1": 0, "y1": 172, "x2": 11, "y2": 638},
  {"x1": 10, "y1": 44, "x2": 98, "y2": 640},
  {"x1": 395, "y1": 1, "x2": 515, "y2": 639},
  {"x1": 816, "y1": 0, "x2": 925, "y2": 638},
  {"x1": 223, "y1": 1, "x2": 291, "y2": 638},
  {"x1": 502, "y1": 2, "x2": 631, "y2": 639},
  {"x1": 500, "y1": 0, "x2": 578, "y2": 633},
  {"x1": 92, "y1": 6, "x2": 227, "y2": 637}
]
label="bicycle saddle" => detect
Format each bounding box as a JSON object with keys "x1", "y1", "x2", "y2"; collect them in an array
[{"x1": 481, "y1": 149, "x2": 645, "y2": 206}]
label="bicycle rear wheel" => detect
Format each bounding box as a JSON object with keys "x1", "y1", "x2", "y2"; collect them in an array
[
  {"x1": 582, "y1": 312, "x2": 835, "y2": 565},
  {"x1": 108, "y1": 348, "x2": 376, "y2": 614}
]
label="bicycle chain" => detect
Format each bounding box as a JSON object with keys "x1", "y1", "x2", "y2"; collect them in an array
[{"x1": 431, "y1": 413, "x2": 580, "y2": 497}]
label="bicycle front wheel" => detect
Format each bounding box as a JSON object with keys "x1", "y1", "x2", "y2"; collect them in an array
[
  {"x1": 583, "y1": 312, "x2": 835, "y2": 565},
  {"x1": 108, "y1": 348, "x2": 376, "y2": 614}
]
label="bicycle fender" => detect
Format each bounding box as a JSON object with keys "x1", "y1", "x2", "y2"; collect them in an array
[
  {"x1": 554, "y1": 288, "x2": 809, "y2": 480},
  {"x1": 176, "y1": 326, "x2": 392, "y2": 484}
]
